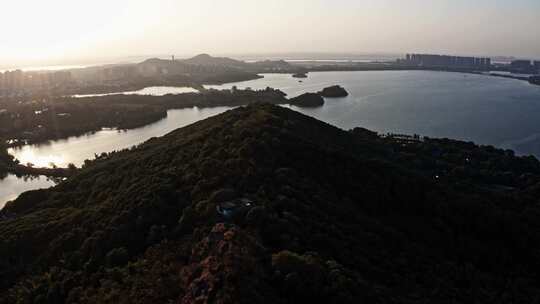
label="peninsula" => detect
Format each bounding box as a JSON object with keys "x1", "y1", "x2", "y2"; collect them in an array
[{"x1": 2, "y1": 104, "x2": 540, "y2": 303}]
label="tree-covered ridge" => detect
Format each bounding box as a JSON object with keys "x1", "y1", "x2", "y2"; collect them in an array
[
  {"x1": 0, "y1": 140, "x2": 15, "y2": 177},
  {"x1": 0, "y1": 88, "x2": 287, "y2": 146},
  {"x1": 1, "y1": 104, "x2": 540, "y2": 303}
]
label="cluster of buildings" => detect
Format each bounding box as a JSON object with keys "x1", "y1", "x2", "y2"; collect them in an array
[
  {"x1": 510, "y1": 60, "x2": 540, "y2": 74},
  {"x1": 397, "y1": 53, "x2": 539, "y2": 75},
  {"x1": 98, "y1": 66, "x2": 139, "y2": 82},
  {"x1": 0, "y1": 70, "x2": 73, "y2": 96},
  {"x1": 398, "y1": 54, "x2": 492, "y2": 69}
]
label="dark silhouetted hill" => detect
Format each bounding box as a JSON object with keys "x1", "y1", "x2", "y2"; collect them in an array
[
  {"x1": 320, "y1": 85, "x2": 349, "y2": 97},
  {"x1": 2, "y1": 104, "x2": 540, "y2": 303},
  {"x1": 139, "y1": 54, "x2": 299, "y2": 75},
  {"x1": 183, "y1": 54, "x2": 249, "y2": 69},
  {"x1": 289, "y1": 92, "x2": 325, "y2": 107}
]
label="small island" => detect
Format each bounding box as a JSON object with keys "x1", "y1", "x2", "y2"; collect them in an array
[
  {"x1": 292, "y1": 72, "x2": 308, "y2": 78},
  {"x1": 289, "y1": 92, "x2": 325, "y2": 107},
  {"x1": 319, "y1": 85, "x2": 349, "y2": 97},
  {"x1": 288, "y1": 86, "x2": 348, "y2": 107}
]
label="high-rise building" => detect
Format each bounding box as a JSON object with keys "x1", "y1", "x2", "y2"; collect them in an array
[
  {"x1": 534, "y1": 61, "x2": 540, "y2": 72},
  {"x1": 511, "y1": 60, "x2": 532, "y2": 69},
  {"x1": 510, "y1": 60, "x2": 538, "y2": 73},
  {"x1": 401, "y1": 54, "x2": 491, "y2": 69}
]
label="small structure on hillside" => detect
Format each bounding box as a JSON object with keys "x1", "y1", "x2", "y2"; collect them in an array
[
  {"x1": 217, "y1": 198, "x2": 254, "y2": 220},
  {"x1": 382, "y1": 133, "x2": 424, "y2": 143}
]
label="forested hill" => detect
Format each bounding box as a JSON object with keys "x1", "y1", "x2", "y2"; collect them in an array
[{"x1": 2, "y1": 104, "x2": 540, "y2": 303}]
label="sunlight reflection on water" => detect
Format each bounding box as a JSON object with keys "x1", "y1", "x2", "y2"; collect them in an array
[
  {"x1": 72, "y1": 86, "x2": 199, "y2": 98},
  {"x1": 0, "y1": 174, "x2": 56, "y2": 209}
]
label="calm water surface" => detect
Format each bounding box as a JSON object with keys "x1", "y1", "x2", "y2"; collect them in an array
[
  {"x1": 0, "y1": 174, "x2": 56, "y2": 209},
  {"x1": 208, "y1": 71, "x2": 540, "y2": 156},
  {"x1": 2, "y1": 107, "x2": 229, "y2": 207},
  {"x1": 4, "y1": 71, "x2": 540, "y2": 205},
  {"x1": 9, "y1": 107, "x2": 231, "y2": 168}
]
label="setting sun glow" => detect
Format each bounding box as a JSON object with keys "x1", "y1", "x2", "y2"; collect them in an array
[
  {"x1": 1, "y1": 0, "x2": 151, "y2": 65},
  {"x1": 1, "y1": 0, "x2": 539, "y2": 68}
]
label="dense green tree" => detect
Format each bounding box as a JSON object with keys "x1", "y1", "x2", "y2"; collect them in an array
[{"x1": 2, "y1": 104, "x2": 540, "y2": 303}]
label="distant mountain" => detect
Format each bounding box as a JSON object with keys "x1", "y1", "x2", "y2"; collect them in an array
[
  {"x1": 2, "y1": 104, "x2": 540, "y2": 303},
  {"x1": 70, "y1": 54, "x2": 299, "y2": 86},
  {"x1": 143, "y1": 54, "x2": 299, "y2": 72},
  {"x1": 182, "y1": 53, "x2": 250, "y2": 69},
  {"x1": 135, "y1": 56, "x2": 261, "y2": 84}
]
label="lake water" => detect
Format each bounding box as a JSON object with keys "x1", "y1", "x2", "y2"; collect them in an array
[
  {"x1": 0, "y1": 174, "x2": 56, "y2": 209},
  {"x1": 8, "y1": 107, "x2": 232, "y2": 168},
  {"x1": 72, "y1": 86, "x2": 199, "y2": 98},
  {"x1": 207, "y1": 71, "x2": 540, "y2": 156},
  {"x1": 4, "y1": 70, "x2": 540, "y2": 205}
]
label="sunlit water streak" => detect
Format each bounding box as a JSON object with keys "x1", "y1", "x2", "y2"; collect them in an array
[
  {"x1": 72, "y1": 86, "x2": 199, "y2": 98},
  {"x1": 9, "y1": 107, "x2": 232, "y2": 168},
  {"x1": 0, "y1": 174, "x2": 56, "y2": 209}
]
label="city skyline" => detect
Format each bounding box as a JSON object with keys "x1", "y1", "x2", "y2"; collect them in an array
[{"x1": 1, "y1": 0, "x2": 540, "y2": 67}]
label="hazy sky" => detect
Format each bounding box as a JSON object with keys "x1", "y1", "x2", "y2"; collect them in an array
[{"x1": 1, "y1": 0, "x2": 539, "y2": 67}]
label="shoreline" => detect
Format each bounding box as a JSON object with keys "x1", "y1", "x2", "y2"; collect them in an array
[
  {"x1": 3, "y1": 68, "x2": 539, "y2": 178},
  {"x1": 7, "y1": 164, "x2": 75, "y2": 178},
  {"x1": 5, "y1": 68, "x2": 538, "y2": 149},
  {"x1": 297, "y1": 65, "x2": 539, "y2": 86}
]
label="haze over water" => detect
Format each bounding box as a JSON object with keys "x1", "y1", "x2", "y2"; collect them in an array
[{"x1": 2, "y1": 0, "x2": 540, "y2": 66}]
